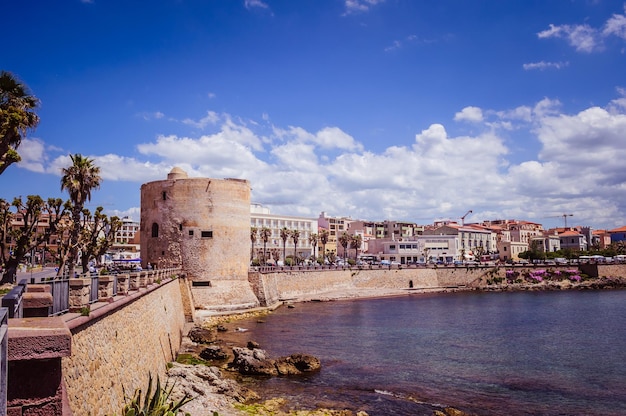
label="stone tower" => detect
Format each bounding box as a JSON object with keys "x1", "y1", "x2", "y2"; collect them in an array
[{"x1": 140, "y1": 168, "x2": 259, "y2": 313}]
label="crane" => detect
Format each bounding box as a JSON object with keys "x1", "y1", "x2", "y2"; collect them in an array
[
  {"x1": 460, "y1": 210, "x2": 473, "y2": 226},
  {"x1": 561, "y1": 213, "x2": 573, "y2": 228},
  {"x1": 542, "y1": 213, "x2": 573, "y2": 228}
]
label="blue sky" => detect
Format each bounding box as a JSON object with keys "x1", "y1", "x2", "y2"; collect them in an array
[{"x1": 2, "y1": 0, "x2": 626, "y2": 230}]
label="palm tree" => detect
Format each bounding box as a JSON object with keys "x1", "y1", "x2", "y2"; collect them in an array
[
  {"x1": 61, "y1": 154, "x2": 101, "y2": 278},
  {"x1": 351, "y1": 234, "x2": 362, "y2": 261},
  {"x1": 0, "y1": 71, "x2": 40, "y2": 175},
  {"x1": 291, "y1": 229, "x2": 300, "y2": 265},
  {"x1": 319, "y1": 229, "x2": 329, "y2": 264},
  {"x1": 309, "y1": 232, "x2": 318, "y2": 263},
  {"x1": 250, "y1": 227, "x2": 258, "y2": 262},
  {"x1": 260, "y1": 227, "x2": 271, "y2": 265},
  {"x1": 339, "y1": 232, "x2": 350, "y2": 262},
  {"x1": 280, "y1": 227, "x2": 290, "y2": 264}
]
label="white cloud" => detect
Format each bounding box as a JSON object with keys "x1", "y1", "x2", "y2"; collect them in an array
[
  {"x1": 538, "y1": 7, "x2": 626, "y2": 53},
  {"x1": 523, "y1": 61, "x2": 569, "y2": 71},
  {"x1": 17, "y1": 95, "x2": 626, "y2": 228},
  {"x1": 16, "y1": 138, "x2": 47, "y2": 173},
  {"x1": 454, "y1": 106, "x2": 484, "y2": 123},
  {"x1": 603, "y1": 8, "x2": 626, "y2": 40},
  {"x1": 181, "y1": 111, "x2": 220, "y2": 129},
  {"x1": 244, "y1": 0, "x2": 268, "y2": 10},
  {"x1": 344, "y1": 0, "x2": 385, "y2": 15},
  {"x1": 137, "y1": 111, "x2": 165, "y2": 121},
  {"x1": 538, "y1": 23, "x2": 601, "y2": 53}
]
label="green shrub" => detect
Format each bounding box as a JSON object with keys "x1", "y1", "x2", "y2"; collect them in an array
[{"x1": 114, "y1": 374, "x2": 193, "y2": 416}]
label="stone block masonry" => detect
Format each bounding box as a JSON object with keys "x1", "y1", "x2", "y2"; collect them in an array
[
  {"x1": 140, "y1": 168, "x2": 259, "y2": 312},
  {"x1": 61, "y1": 278, "x2": 186, "y2": 416}
]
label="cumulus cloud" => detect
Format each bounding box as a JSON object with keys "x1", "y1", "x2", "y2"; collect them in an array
[
  {"x1": 454, "y1": 106, "x2": 484, "y2": 123},
  {"x1": 15, "y1": 95, "x2": 626, "y2": 228},
  {"x1": 16, "y1": 138, "x2": 47, "y2": 173}
]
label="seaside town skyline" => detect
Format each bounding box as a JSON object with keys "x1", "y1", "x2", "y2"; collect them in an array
[{"x1": 2, "y1": 1, "x2": 626, "y2": 230}]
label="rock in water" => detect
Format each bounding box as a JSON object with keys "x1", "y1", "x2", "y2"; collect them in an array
[
  {"x1": 188, "y1": 326, "x2": 217, "y2": 344},
  {"x1": 229, "y1": 347, "x2": 321, "y2": 376}
]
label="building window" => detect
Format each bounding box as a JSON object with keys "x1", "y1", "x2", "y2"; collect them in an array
[
  {"x1": 162, "y1": 191, "x2": 167, "y2": 201},
  {"x1": 151, "y1": 223, "x2": 159, "y2": 238},
  {"x1": 201, "y1": 231, "x2": 213, "y2": 238},
  {"x1": 189, "y1": 230, "x2": 194, "y2": 236}
]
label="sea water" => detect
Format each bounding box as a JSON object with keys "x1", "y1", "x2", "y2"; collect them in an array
[{"x1": 226, "y1": 290, "x2": 626, "y2": 415}]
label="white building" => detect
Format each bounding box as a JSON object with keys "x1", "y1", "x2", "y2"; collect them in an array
[
  {"x1": 251, "y1": 204, "x2": 318, "y2": 263},
  {"x1": 112, "y1": 216, "x2": 140, "y2": 253}
]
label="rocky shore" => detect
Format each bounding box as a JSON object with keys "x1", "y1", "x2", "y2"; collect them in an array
[
  {"x1": 167, "y1": 309, "x2": 370, "y2": 416},
  {"x1": 167, "y1": 276, "x2": 626, "y2": 416}
]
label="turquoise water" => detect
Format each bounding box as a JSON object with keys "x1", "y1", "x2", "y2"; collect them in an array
[{"x1": 229, "y1": 290, "x2": 626, "y2": 415}]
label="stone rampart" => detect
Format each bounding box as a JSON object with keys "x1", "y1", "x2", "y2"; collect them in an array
[
  {"x1": 61, "y1": 278, "x2": 186, "y2": 416},
  {"x1": 250, "y1": 263, "x2": 626, "y2": 305}
]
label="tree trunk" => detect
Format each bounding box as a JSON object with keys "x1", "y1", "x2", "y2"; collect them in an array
[
  {"x1": 0, "y1": 258, "x2": 18, "y2": 284},
  {"x1": 294, "y1": 243, "x2": 298, "y2": 265}
]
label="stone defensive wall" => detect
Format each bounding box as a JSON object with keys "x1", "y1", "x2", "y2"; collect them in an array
[
  {"x1": 249, "y1": 263, "x2": 626, "y2": 306},
  {"x1": 6, "y1": 273, "x2": 189, "y2": 416},
  {"x1": 61, "y1": 277, "x2": 187, "y2": 415},
  {"x1": 249, "y1": 266, "x2": 474, "y2": 306}
]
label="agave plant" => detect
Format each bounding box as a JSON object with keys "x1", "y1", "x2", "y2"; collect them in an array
[{"x1": 118, "y1": 374, "x2": 193, "y2": 416}]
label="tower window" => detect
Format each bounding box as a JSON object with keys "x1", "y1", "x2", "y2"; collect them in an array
[
  {"x1": 151, "y1": 223, "x2": 159, "y2": 238},
  {"x1": 162, "y1": 192, "x2": 167, "y2": 200},
  {"x1": 201, "y1": 231, "x2": 213, "y2": 238}
]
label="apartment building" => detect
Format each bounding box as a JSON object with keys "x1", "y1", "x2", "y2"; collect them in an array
[
  {"x1": 317, "y1": 211, "x2": 352, "y2": 257},
  {"x1": 424, "y1": 223, "x2": 496, "y2": 256},
  {"x1": 111, "y1": 216, "x2": 140, "y2": 253},
  {"x1": 530, "y1": 232, "x2": 561, "y2": 253},
  {"x1": 251, "y1": 204, "x2": 317, "y2": 262},
  {"x1": 558, "y1": 230, "x2": 587, "y2": 251}
]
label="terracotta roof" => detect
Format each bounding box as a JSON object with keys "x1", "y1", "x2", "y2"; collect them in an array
[
  {"x1": 559, "y1": 230, "x2": 582, "y2": 237},
  {"x1": 609, "y1": 225, "x2": 626, "y2": 233}
]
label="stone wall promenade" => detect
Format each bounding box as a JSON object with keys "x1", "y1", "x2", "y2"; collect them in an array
[
  {"x1": 61, "y1": 277, "x2": 187, "y2": 416},
  {"x1": 249, "y1": 266, "x2": 472, "y2": 306},
  {"x1": 249, "y1": 263, "x2": 626, "y2": 306}
]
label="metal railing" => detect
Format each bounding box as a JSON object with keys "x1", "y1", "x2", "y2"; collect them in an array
[
  {"x1": 89, "y1": 275, "x2": 99, "y2": 304},
  {"x1": 1, "y1": 268, "x2": 178, "y2": 318},
  {"x1": 1, "y1": 279, "x2": 27, "y2": 319},
  {"x1": 48, "y1": 277, "x2": 70, "y2": 316},
  {"x1": 0, "y1": 307, "x2": 7, "y2": 414}
]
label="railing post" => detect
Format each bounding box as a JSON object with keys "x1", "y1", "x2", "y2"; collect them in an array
[
  {"x1": 129, "y1": 272, "x2": 140, "y2": 291},
  {"x1": 0, "y1": 308, "x2": 7, "y2": 414},
  {"x1": 139, "y1": 271, "x2": 148, "y2": 288},
  {"x1": 1, "y1": 280, "x2": 27, "y2": 319},
  {"x1": 97, "y1": 275, "x2": 115, "y2": 302},
  {"x1": 116, "y1": 273, "x2": 129, "y2": 295},
  {"x1": 68, "y1": 278, "x2": 91, "y2": 312}
]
